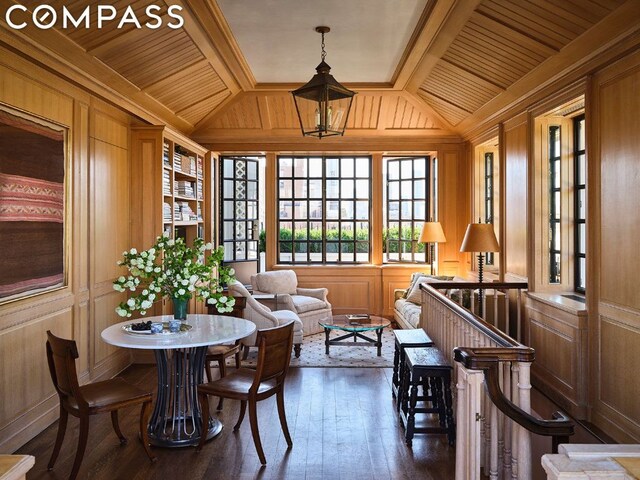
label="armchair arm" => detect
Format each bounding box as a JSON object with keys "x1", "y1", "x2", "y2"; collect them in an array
[
  {"x1": 296, "y1": 287, "x2": 329, "y2": 302},
  {"x1": 394, "y1": 288, "x2": 407, "y2": 301}
]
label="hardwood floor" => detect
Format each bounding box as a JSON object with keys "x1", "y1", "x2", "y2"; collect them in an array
[{"x1": 17, "y1": 365, "x2": 456, "y2": 480}]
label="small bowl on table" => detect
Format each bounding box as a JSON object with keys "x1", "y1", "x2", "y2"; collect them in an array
[
  {"x1": 168, "y1": 320, "x2": 182, "y2": 333},
  {"x1": 150, "y1": 322, "x2": 164, "y2": 334}
]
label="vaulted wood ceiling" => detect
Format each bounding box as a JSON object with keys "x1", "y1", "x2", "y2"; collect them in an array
[{"x1": 6, "y1": 0, "x2": 632, "y2": 144}]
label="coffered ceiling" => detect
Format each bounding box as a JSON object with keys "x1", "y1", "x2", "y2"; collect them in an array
[{"x1": 2, "y1": 0, "x2": 634, "y2": 145}]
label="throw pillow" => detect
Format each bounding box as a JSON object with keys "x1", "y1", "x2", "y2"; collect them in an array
[
  {"x1": 406, "y1": 275, "x2": 453, "y2": 304},
  {"x1": 255, "y1": 270, "x2": 298, "y2": 295}
]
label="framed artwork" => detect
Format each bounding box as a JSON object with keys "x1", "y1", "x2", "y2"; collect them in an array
[{"x1": 0, "y1": 106, "x2": 67, "y2": 303}]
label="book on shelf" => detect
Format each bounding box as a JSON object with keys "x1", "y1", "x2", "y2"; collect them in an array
[{"x1": 163, "y1": 143, "x2": 170, "y2": 165}]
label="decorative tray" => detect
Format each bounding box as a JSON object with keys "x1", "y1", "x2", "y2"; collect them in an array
[
  {"x1": 122, "y1": 322, "x2": 192, "y2": 336},
  {"x1": 346, "y1": 314, "x2": 370, "y2": 320}
]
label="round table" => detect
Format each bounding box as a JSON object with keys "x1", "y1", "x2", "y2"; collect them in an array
[{"x1": 101, "y1": 314, "x2": 256, "y2": 448}]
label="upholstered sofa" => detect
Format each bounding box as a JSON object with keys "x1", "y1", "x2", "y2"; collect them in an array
[
  {"x1": 393, "y1": 274, "x2": 457, "y2": 329},
  {"x1": 250, "y1": 270, "x2": 332, "y2": 335}
]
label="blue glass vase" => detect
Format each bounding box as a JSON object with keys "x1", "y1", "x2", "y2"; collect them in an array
[{"x1": 172, "y1": 296, "x2": 189, "y2": 321}]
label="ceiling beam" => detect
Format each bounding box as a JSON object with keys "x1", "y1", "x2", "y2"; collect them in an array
[
  {"x1": 181, "y1": 0, "x2": 254, "y2": 92},
  {"x1": 403, "y1": 0, "x2": 482, "y2": 93}
]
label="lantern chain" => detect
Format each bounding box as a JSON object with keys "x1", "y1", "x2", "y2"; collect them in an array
[{"x1": 320, "y1": 31, "x2": 326, "y2": 62}]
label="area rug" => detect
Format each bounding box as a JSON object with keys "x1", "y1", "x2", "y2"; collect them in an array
[{"x1": 242, "y1": 327, "x2": 396, "y2": 368}]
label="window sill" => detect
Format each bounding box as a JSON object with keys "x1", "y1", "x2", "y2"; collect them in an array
[{"x1": 526, "y1": 292, "x2": 587, "y2": 316}]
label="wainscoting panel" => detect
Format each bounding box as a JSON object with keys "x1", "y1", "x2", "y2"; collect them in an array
[{"x1": 525, "y1": 295, "x2": 588, "y2": 418}]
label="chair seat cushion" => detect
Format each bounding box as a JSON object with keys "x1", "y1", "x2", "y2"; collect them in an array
[
  {"x1": 199, "y1": 368, "x2": 277, "y2": 397},
  {"x1": 72, "y1": 377, "x2": 151, "y2": 410},
  {"x1": 207, "y1": 344, "x2": 240, "y2": 358},
  {"x1": 291, "y1": 295, "x2": 327, "y2": 314}
]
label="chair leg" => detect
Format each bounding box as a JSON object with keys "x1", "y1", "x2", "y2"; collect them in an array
[
  {"x1": 276, "y1": 389, "x2": 292, "y2": 448},
  {"x1": 234, "y1": 400, "x2": 247, "y2": 431},
  {"x1": 216, "y1": 359, "x2": 227, "y2": 411},
  {"x1": 111, "y1": 410, "x2": 127, "y2": 445},
  {"x1": 242, "y1": 345, "x2": 250, "y2": 360},
  {"x1": 205, "y1": 359, "x2": 213, "y2": 383},
  {"x1": 69, "y1": 415, "x2": 90, "y2": 480},
  {"x1": 47, "y1": 405, "x2": 68, "y2": 470},
  {"x1": 196, "y1": 392, "x2": 211, "y2": 452},
  {"x1": 234, "y1": 350, "x2": 242, "y2": 369},
  {"x1": 294, "y1": 344, "x2": 301, "y2": 358},
  {"x1": 139, "y1": 401, "x2": 156, "y2": 462},
  {"x1": 248, "y1": 399, "x2": 266, "y2": 465}
]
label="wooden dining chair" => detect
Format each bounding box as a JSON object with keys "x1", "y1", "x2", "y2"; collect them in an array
[
  {"x1": 196, "y1": 322, "x2": 295, "y2": 464},
  {"x1": 204, "y1": 341, "x2": 242, "y2": 410},
  {"x1": 46, "y1": 331, "x2": 156, "y2": 480}
]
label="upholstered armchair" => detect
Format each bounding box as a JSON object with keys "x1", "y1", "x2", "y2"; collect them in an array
[
  {"x1": 227, "y1": 281, "x2": 303, "y2": 357},
  {"x1": 250, "y1": 270, "x2": 332, "y2": 335}
]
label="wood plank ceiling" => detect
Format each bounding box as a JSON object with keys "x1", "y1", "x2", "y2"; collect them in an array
[{"x1": 4, "y1": 0, "x2": 627, "y2": 141}]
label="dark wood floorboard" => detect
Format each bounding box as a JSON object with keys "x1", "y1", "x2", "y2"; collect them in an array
[{"x1": 17, "y1": 365, "x2": 456, "y2": 480}]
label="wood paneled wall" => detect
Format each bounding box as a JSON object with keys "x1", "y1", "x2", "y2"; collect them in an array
[
  {"x1": 589, "y1": 49, "x2": 640, "y2": 442},
  {"x1": 0, "y1": 47, "x2": 134, "y2": 453},
  {"x1": 468, "y1": 35, "x2": 640, "y2": 441}
]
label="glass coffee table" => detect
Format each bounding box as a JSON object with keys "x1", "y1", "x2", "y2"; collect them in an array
[{"x1": 319, "y1": 315, "x2": 391, "y2": 356}]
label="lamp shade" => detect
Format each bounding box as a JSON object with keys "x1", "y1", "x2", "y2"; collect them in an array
[
  {"x1": 419, "y1": 222, "x2": 446, "y2": 243},
  {"x1": 460, "y1": 223, "x2": 500, "y2": 252}
]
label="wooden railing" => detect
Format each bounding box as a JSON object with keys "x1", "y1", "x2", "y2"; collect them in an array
[{"x1": 420, "y1": 282, "x2": 574, "y2": 480}]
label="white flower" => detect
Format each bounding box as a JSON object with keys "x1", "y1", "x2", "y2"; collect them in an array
[
  {"x1": 205, "y1": 242, "x2": 213, "y2": 250},
  {"x1": 208, "y1": 297, "x2": 218, "y2": 304},
  {"x1": 140, "y1": 251, "x2": 147, "y2": 258},
  {"x1": 149, "y1": 293, "x2": 156, "y2": 301},
  {"x1": 118, "y1": 276, "x2": 125, "y2": 283},
  {"x1": 220, "y1": 296, "x2": 228, "y2": 303},
  {"x1": 181, "y1": 279, "x2": 189, "y2": 286},
  {"x1": 202, "y1": 291, "x2": 209, "y2": 298},
  {"x1": 127, "y1": 299, "x2": 135, "y2": 307},
  {"x1": 149, "y1": 248, "x2": 156, "y2": 255},
  {"x1": 145, "y1": 266, "x2": 153, "y2": 272},
  {"x1": 188, "y1": 285, "x2": 195, "y2": 292},
  {"x1": 130, "y1": 248, "x2": 137, "y2": 255},
  {"x1": 116, "y1": 307, "x2": 128, "y2": 317},
  {"x1": 178, "y1": 289, "x2": 186, "y2": 296},
  {"x1": 228, "y1": 268, "x2": 235, "y2": 276},
  {"x1": 141, "y1": 300, "x2": 152, "y2": 309},
  {"x1": 189, "y1": 274, "x2": 198, "y2": 284},
  {"x1": 140, "y1": 310, "x2": 146, "y2": 316},
  {"x1": 113, "y1": 284, "x2": 123, "y2": 292},
  {"x1": 154, "y1": 267, "x2": 161, "y2": 273},
  {"x1": 167, "y1": 239, "x2": 175, "y2": 246}
]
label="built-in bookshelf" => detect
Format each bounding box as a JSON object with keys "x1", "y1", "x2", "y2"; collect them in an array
[{"x1": 131, "y1": 126, "x2": 211, "y2": 315}]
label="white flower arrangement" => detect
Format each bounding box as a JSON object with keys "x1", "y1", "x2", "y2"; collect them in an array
[{"x1": 113, "y1": 236, "x2": 235, "y2": 317}]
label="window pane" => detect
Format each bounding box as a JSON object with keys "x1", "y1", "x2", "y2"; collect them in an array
[
  {"x1": 309, "y1": 201, "x2": 323, "y2": 219},
  {"x1": 401, "y1": 201, "x2": 412, "y2": 220},
  {"x1": 401, "y1": 159, "x2": 412, "y2": 179},
  {"x1": 279, "y1": 201, "x2": 292, "y2": 219},
  {"x1": 279, "y1": 157, "x2": 293, "y2": 177},
  {"x1": 388, "y1": 161, "x2": 399, "y2": 180},
  {"x1": 295, "y1": 222, "x2": 308, "y2": 240},
  {"x1": 247, "y1": 161, "x2": 257, "y2": 180},
  {"x1": 294, "y1": 179, "x2": 307, "y2": 197},
  {"x1": 294, "y1": 201, "x2": 307, "y2": 219},
  {"x1": 247, "y1": 181, "x2": 257, "y2": 200},
  {"x1": 247, "y1": 201, "x2": 258, "y2": 219},
  {"x1": 341, "y1": 157, "x2": 354, "y2": 177},
  {"x1": 309, "y1": 159, "x2": 322, "y2": 177},
  {"x1": 235, "y1": 242, "x2": 246, "y2": 260},
  {"x1": 294, "y1": 242, "x2": 307, "y2": 262},
  {"x1": 578, "y1": 154, "x2": 586, "y2": 184},
  {"x1": 554, "y1": 191, "x2": 561, "y2": 219},
  {"x1": 341, "y1": 201, "x2": 354, "y2": 219},
  {"x1": 224, "y1": 159, "x2": 234, "y2": 177},
  {"x1": 356, "y1": 201, "x2": 369, "y2": 220},
  {"x1": 413, "y1": 159, "x2": 426, "y2": 178},
  {"x1": 400, "y1": 222, "x2": 413, "y2": 239},
  {"x1": 224, "y1": 201, "x2": 233, "y2": 219},
  {"x1": 414, "y1": 200, "x2": 425, "y2": 219},
  {"x1": 326, "y1": 242, "x2": 339, "y2": 262},
  {"x1": 294, "y1": 157, "x2": 307, "y2": 177},
  {"x1": 578, "y1": 189, "x2": 586, "y2": 219},
  {"x1": 223, "y1": 221, "x2": 233, "y2": 239},
  {"x1": 401, "y1": 180, "x2": 412, "y2": 199},
  {"x1": 388, "y1": 201, "x2": 399, "y2": 220},
  {"x1": 279, "y1": 222, "x2": 292, "y2": 240},
  {"x1": 388, "y1": 182, "x2": 399, "y2": 200},
  {"x1": 341, "y1": 179, "x2": 354, "y2": 197},
  {"x1": 279, "y1": 179, "x2": 292, "y2": 198},
  {"x1": 356, "y1": 179, "x2": 369, "y2": 198},
  {"x1": 326, "y1": 179, "x2": 339, "y2": 198},
  {"x1": 579, "y1": 223, "x2": 586, "y2": 253},
  {"x1": 223, "y1": 180, "x2": 233, "y2": 198},
  {"x1": 309, "y1": 179, "x2": 322, "y2": 198},
  {"x1": 355, "y1": 157, "x2": 369, "y2": 177},
  {"x1": 326, "y1": 201, "x2": 339, "y2": 219},
  {"x1": 577, "y1": 119, "x2": 585, "y2": 151},
  {"x1": 414, "y1": 180, "x2": 425, "y2": 199},
  {"x1": 309, "y1": 222, "x2": 323, "y2": 240},
  {"x1": 326, "y1": 158, "x2": 339, "y2": 177},
  {"x1": 326, "y1": 222, "x2": 339, "y2": 240},
  {"x1": 578, "y1": 257, "x2": 586, "y2": 289}
]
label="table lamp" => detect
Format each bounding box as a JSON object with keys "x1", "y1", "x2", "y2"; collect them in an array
[
  {"x1": 419, "y1": 221, "x2": 446, "y2": 275},
  {"x1": 460, "y1": 221, "x2": 500, "y2": 305}
]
